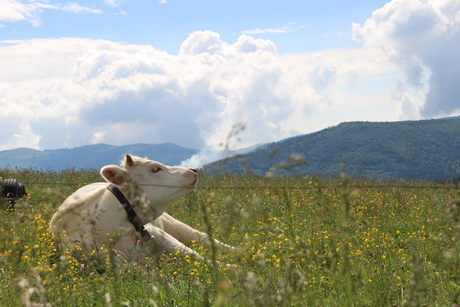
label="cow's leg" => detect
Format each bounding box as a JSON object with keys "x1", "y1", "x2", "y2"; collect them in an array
[
  {"x1": 143, "y1": 223, "x2": 203, "y2": 258},
  {"x1": 112, "y1": 233, "x2": 142, "y2": 262},
  {"x1": 153, "y1": 213, "x2": 236, "y2": 253},
  {"x1": 144, "y1": 223, "x2": 236, "y2": 268}
]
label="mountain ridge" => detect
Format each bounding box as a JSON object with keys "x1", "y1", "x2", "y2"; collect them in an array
[
  {"x1": 2, "y1": 118, "x2": 460, "y2": 180},
  {"x1": 203, "y1": 118, "x2": 460, "y2": 180},
  {"x1": 0, "y1": 143, "x2": 199, "y2": 171}
]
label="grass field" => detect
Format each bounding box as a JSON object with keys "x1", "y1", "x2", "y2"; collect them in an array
[{"x1": 1, "y1": 168, "x2": 460, "y2": 306}]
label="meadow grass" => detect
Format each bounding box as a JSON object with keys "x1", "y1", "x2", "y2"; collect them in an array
[{"x1": 1, "y1": 168, "x2": 460, "y2": 306}]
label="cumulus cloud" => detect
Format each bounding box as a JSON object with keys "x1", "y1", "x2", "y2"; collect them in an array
[
  {"x1": 0, "y1": 0, "x2": 102, "y2": 26},
  {"x1": 353, "y1": 0, "x2": 460, "y2": 118},
  {"x1": 0, "y1": 32, "x2": 394, "y2": 166},
  {"x1": 179, "y1": 30, "x2": 226, "y2": 56}
]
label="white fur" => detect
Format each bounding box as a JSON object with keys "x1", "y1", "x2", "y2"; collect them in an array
[{"x1": 49, "y1": 154, "x2": 235, "y2": 263}]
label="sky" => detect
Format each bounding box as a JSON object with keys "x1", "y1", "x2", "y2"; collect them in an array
[{"x1": 1, "y1": 0, "x2": 460, "y2": 166}]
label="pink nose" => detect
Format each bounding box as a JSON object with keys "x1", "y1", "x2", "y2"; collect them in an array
[{"x1": 190, "y1": 168, "x2": 198, "y2": 174}]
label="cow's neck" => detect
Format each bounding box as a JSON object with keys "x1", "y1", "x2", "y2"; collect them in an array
[
  {"x1": 115, "y1": 184, "x2": 159, "y2": 222},
  {"x1": 107, "y1": 184, "x2": 152, "y2": 242}
]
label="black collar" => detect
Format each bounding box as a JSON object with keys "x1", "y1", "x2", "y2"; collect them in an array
[{"x1": 107, "y1": 184, "x2": 152, "y2": 243}]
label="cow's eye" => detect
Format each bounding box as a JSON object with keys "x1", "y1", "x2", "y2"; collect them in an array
[{"x1": 152, "y1": 167, "x2": 162, "y2": 173}]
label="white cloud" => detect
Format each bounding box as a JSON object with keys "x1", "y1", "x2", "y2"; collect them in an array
[
  {"x1": 0, "y1": 0, "x2": 41, "y2": 25},
  {"x1": 241, "y1": 22, "x2": 309, "y2": 36},
  {"x1": 0, "y1": 120, "x2": 41, "y2": 151},
  {"x1": 105, "y1": 0, "x2": 123, "y2": 7},
  {"x1": 56, "y1": 2, "x2": 102, "y2": 14},
  {"x1": 353, "y1": 0, "x2": 460, "y2": 118},
  {"x1": 0, "y1": 32, "x2": 397, "y2": 165},
  {"x1": 233, "y1": 35, "x2": 277, "y2": 53},
  {"x1": 242, "y1": 27, "x2": 291, "y2": 35},
  {"x1": 0, "y1": 0, "x2": 102, "y2": 26},
  {"x1": 179, "y1": 30, "x2": 226, "y2": 56}
]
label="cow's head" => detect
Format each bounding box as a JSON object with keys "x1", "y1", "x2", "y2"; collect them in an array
[{"x1": 100, "y1": 154, "x2": 198, "y2": 220}]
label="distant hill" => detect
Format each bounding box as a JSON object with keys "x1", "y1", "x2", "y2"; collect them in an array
[
  {"x1": 203, "y1": 118, "x2": 460, "y2": 180},
  {"x1": 0, "y1": 143, "x2": 199, "y2": 171},
  {"x1": 3, "y1": 118, "x2": 460, "y2": 180}
]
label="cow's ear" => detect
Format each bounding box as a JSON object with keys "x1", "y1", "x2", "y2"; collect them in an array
[
  {"x1": 125, "y1": 154, "x2": 134, "y2": 168},
  {"x1": 100, "y1": 165, "x2": 130, "y2": 185}
]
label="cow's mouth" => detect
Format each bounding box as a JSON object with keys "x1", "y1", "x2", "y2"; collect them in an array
[{"x1": 189, "y1": 178, "x2": 198, "y2": 188}]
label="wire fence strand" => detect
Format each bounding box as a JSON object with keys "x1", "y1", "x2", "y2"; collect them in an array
[{"x1": 17, "y1": 181, "x2": 460, "y2": 190}]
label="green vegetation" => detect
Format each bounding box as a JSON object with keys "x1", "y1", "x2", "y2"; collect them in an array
[
  {"x1": 205, "y1": 118, "x2": 460, "y2": 179},
  {"x1": 1, "y1": 168, "x2": 460, "y2": 306}
]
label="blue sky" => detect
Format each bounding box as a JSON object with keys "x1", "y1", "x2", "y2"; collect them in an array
[
  {"x1": 2, "y1": 1, "x2": 389, "y2": 54},
  {"x1": 1, "y1": 0, "x2": 459, "y2": 167}
]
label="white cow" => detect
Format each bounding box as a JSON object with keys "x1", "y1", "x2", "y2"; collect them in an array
[{"x1": 49, "y1": 154, "x2": 235, "y2": 263}]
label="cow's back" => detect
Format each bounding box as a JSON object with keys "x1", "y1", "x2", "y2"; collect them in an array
[
  {"x1": 49, "y1": 183, "x2": 113, "y2": 245},
  {"x1": 50, "y1": 182, "x2": 142, "y2": 259}
]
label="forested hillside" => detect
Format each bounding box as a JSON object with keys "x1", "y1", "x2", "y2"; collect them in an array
[{"x1": 204, "y1": 118, "x2": 460, "y2": 180}]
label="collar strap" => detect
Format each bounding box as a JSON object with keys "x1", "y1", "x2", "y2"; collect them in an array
[{"x1": 107, "y1": 184, "x2": 152, "y2": 243}]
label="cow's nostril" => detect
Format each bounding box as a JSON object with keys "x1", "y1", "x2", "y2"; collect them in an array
[{"x1": 190, "y1": 168, "x2": 198, "y2": 174}]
